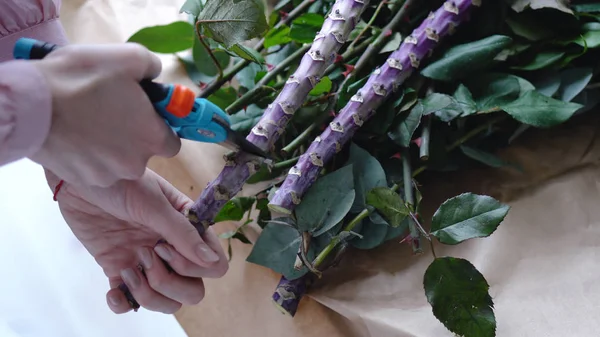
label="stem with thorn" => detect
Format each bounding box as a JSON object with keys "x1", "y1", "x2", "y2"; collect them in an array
[
  {"x1": 419, "y1": 115, "x2": 431, "y2": 160},
  {"x1": 269, "y1": 0, "x2": 481, "y2": 214},
  {"x1": 346, "y1": 0, "x2": 389, "y2": 51},
  {"x1": 267, "y1": 0, "x2": 481, "y2": 316},
  {"x1": 402, "y1": 147, "x2": 422, "y2": 253},
  {"x1": 197, "y1": 0, "x2": 318, "y2": 98},
  {"x1": 341, "y1": 0, "x2": 418, "y2": 89},
  {"x1": 226, "y1": 44, "x2": 311, "y2": 114},
  {"x1": 196, "y1": 23, "x2": 224, "y2": 80},
  {"x1": 412, "y1": 114, "x2": 506, "y2": 176},
  {"x1": 186, "y1": 0, "x2": 371, "y2": 233}
]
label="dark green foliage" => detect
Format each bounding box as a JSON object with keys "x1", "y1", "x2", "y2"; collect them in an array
[
  {"x1": 127, "y1": 0, "x2": 599, "y2": 333},
  {"x1": 424, "y1": 257, "x2": 496, "y2": 337}
]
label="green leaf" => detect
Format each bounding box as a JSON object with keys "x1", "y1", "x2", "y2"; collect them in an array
[
  {"x1": 296, "y1": 165, "x2": 356, "y2": 235},
  {"x1": 460, "y1": 145, "x2": 506, "y2": 168},
  {"x1": 197, "y1": 0, "x2": 269, "y2": 48},
  {"x1": 344, "y1": 143, "x2": 387, "y2": 213},
  {"x1": 219, "y1": 230, "x2": 251, "y2": 244},
  {"x1": 235, "y1": 62, "x2": 265, "y2": 90},
  {"x1": 246, "y1": 222, "x2": 309, "y2": 279},
  {"x1": 420, "y1": 93, "x2": 464, "y2": 122},
  {"x1": 229, "y1": 104, "x2": 264, "y2": 131},
  {"x1": 127, "y1": 21, "x2": 194, "y2": 53},
  {"x1": 424, "y1": 257, "x2": 496, "y2": 337},
  {"x1": 501, "y1": 90, "x2": 583, "y2": 127},
  {"x1": 511, "y1": 50, "x2": 565, "y2": 70},
  {"x1": 309, "y1": 76, "x2": 332, "y2": 96},
  {"x1": 388, "y1": 101, "x2": 424, "y2": 147},
  {"x1": 362, "y1": 93, "x2": 404, "y2": 135},
  {"x1": 207, "y1": 87, "x2": 238, "y2": 110},
  {"x1": 255, "y1": 197, "x2": 271, "y2": 228},
  {"x1": 466, "y1": 73, "x2": 535, "y2": 111},
  {"x1": 263, "y1": 25, "x2": 292, "y2": 48},
  {"x1": 421, "y1": 35, "x2": 513, "y2": 82},
  {"x1": 556, "y1": 67, "x2": 594, "y2": 102},
  {"x1": 192, "y1": 35, "x2": 230, "y2": 77},
  {"x1": 529, "y1": 70, "x2": 562, "y2": 97},
  {"x1": 505, "y1": 13, "x2": 557, "y2": 41},
  {"x1": 351, "y1": 217, "x2": 389, "y2": 250},
  {"x1": 180, "y1": 0, "x2": 205, "y2": 17},
  {"x1": 348, "y1": 20, "x2": 368, "y2": 40},
  {"x1": 366, "y1": 187, "x2": 410, "y2": 227},
  {"x1": 430, "y1": 193, "x2": 510, "y2": 245},
  {"x1": 399, "y1": 88, "x2": 419, "y2": 112},
  {"x1": 384, "y1": 215, "x2": 409, "y2": 241},
  {"x1": 505, "y1": 0, "x2": 574, "y2": 14},
  {"x1": 178, "y1": 54, "x2": 215, "y2": 84},
  {"x1": 380, "y1": 32, "x2": 402, "y2": 54},
  {"x1": 576, "y1": 22, "x2": 600, "y2": 48},
  {"x1": 573, "y1": 3, "x2": 600, "y2": 13},
  {"x1": 453, "y1": 84, "x2": 478, "y2": 116},
  {"x1": 289, "y1": 13, "x2": 324, "y2": 43},
  {"x1": 229, "y1": 44, "x2": 265, "y2": 64},
  {"x1": 421, "y1": 93, "x2": 453, "y2": 114},
  {"x1": 214, "y1": 196, "x2": 256, "y2": 223}
]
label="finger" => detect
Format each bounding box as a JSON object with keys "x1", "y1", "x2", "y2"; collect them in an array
[
  {"x1": 101, "y1": 43, "x2": 163, "y2": 80},
  {"x1": 154, "y1": 240, "x2": 227, "y2": 278},
  {"x1": 155, "y1": 127, "x2": 182, "y2": 158},
  {"x1": 119, "y1": 265, "x2": 182, "y2": 314},
  {"x1": 142, "y1": 177, "x2": 221, "y2": 268},
  {"x1": 138, "y1": 247, "x2": 206, "y2": 306},
  {"x1": 51, "y1": 43, "x2": 163, "y2": 80},
  {"x1": 106, "y1": 287, "x2": 134, "y2": 314},
  {"x1": 154, "y1": 211, "x2": 220, "y2": 268},
  {"x1": 150, "y1": 170, "x2": 194, "y2": 211}
]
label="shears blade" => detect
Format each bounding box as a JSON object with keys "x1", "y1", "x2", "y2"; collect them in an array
[{"x1": 211, "y1": 117, "x2": 270, "y2": 159}]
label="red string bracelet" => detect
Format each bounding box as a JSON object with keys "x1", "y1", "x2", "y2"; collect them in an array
[{"x1": 53, "y1": 180, "x2": 64, "y2": 201}]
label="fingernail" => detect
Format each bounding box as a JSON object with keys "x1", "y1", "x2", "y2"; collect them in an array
[
  {"x1": 154, "y1": 245, "x2": 172, "y2": 261},
  {"x1": 138, "y1": 248, "x2": 153, "y2": 269},
  {"x1": 121, "y1": 268, "x2": 141, "y2": 289},
  {"x1": 196, "y1": 243, "x2": 219, "y2": 263},
  {"x1": 108, "y1": 294, "x2": 122, "y2": 306}
]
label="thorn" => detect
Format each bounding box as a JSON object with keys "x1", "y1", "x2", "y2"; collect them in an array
[
  {"x1": 335, "y1": 54, "x2": 344, "y2": 64},
  {"x1": 413, "y1": 137, "x2": 422, "y2": 147},
  {"x1": 279, "y1": 11, "x2": 289, "y2": 19},
  {"x1": 243, "y1": 106, "x2": 248, "y2": 112},
  {"x1": 404, "y1": 15, "x2": 411, "y2": 23},
  {"x1": 399, "y1": 234, "x2": 412, "y2": 245},
  {"x1": 267, "y1": 64, "x2": 275, "y2": 71},
  {"x1": 384, "y1": 29, "x2": 392, "y2": 37},
  {"x1": 329, "y1": 110, "x2": 336, "y2": 117},
  {"x1": 390, "y1": 152, "x2": 402, "y2": 159},
  {"x1": 199, "y1": 82, "x2": 207, "y2": 89},
  {"x1": 342, "y1": 64, "x2": 355, "y2": 77}
]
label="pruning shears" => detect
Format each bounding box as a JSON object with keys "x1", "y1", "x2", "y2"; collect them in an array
[{"x1": 12, "y1": 38, "x2": 268, "y2": 159}]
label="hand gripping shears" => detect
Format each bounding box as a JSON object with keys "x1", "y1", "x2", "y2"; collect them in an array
[{"x1": 12, "y1": 38, "x2": 268, "y2": 158}]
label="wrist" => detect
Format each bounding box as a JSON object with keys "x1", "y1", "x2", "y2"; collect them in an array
[{"x1": 0, "y1": 60, "x2": 53, "y2": 163}]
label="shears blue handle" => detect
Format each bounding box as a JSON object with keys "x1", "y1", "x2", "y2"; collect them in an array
[{"x1": 13, "y1": 37, "x2": 230, "y2": 144}]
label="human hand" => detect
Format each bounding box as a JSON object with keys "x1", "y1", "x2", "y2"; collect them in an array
[
  {"x1": 30, "y1": 43, "x2": 181, "y2": 187},
  {"x1": 45, "y1": 168, "x2": 228, "y2": 314}
]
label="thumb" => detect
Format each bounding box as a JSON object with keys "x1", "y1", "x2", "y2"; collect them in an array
[
  {"x1": 153, "y1": 207, "x2": 221, "y2": 268},
  {"x1": 142, "y1": 171, "x2": 221, "y2": 267}
]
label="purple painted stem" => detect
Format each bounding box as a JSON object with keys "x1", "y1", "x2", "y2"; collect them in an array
[
  {"x1": 272, "y1": 275, "x2": 310, "y2": 317},
  {"x1": 186, "y1": 0, "x2": 370, "y2": 231},
  {"x1": 268, "y1": 0, "x2": 481, "y2": 214}
]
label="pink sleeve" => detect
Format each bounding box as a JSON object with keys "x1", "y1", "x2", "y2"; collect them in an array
[{"x1": 0, "y1": 0, "x2": 68, "y2": 166}]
